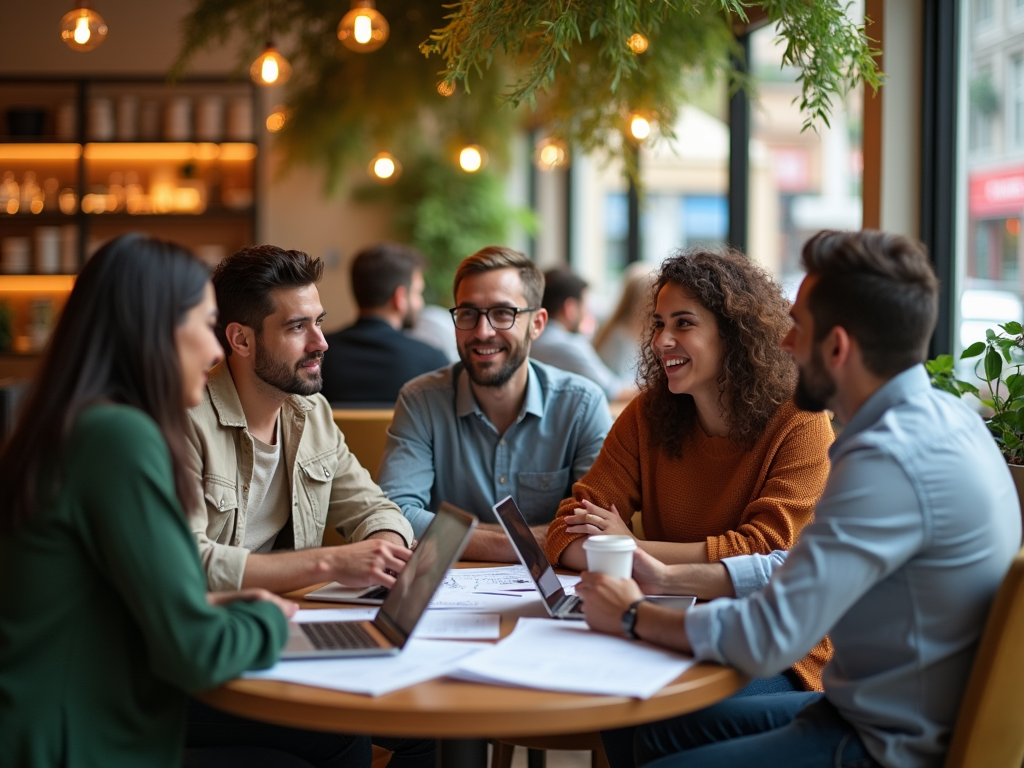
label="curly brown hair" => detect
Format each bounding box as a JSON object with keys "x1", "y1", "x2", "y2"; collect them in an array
[{"x1": 638, "y1": 247, "x2": 796, "y2": 456}]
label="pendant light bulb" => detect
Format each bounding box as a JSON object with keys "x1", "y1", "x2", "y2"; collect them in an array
[
  {"x1": 535, "y1": 138, "x2": 569, "y2": 171},
  {"x1": 338, "y1": 0, "x2": 389, "y2": 53},
  {"x1": 458, "y1": 145, "x2": 486, "y2": 173},
  {"x1": 368, "y1": 152, "x2": 401, "y2": 183},
  {"x1": 251, "y1": 44, "x2": 292, "y2": 86},
  {"x1": 60, "y1": 1, "x2": 108, "y2": 52},
  {"x1": 629, "y1": 114, "x2": 652, "y2": 141}
]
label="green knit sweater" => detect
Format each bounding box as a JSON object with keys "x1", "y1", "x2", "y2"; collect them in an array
[{"x1": 0, "y1": 404, "x2": 288, "y2": 768}]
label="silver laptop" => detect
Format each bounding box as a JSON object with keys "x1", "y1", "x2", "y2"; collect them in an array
[
  {"x1": 491, "y1": 495, "x2": 696, "y2": 620},
  {"x1": 281, "y1": 503, "x2": 478, "y2": 659}
]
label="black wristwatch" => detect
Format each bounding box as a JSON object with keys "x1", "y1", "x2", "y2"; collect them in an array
[{"x1": 621, "y1": 598, "x2": 647, "y2": 640}]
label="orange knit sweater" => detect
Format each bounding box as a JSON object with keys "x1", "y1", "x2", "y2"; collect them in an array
[{"x1": 546, "y1": 395, "x2": 835, "y2": 690}]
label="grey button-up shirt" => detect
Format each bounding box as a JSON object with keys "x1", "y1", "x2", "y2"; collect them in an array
[
  {"x1": 378, "y1": 360, "x2": 612, "y2": 537},
  {"x1": 687, "y1": 365, "x2": 1022, "y2": 768}
]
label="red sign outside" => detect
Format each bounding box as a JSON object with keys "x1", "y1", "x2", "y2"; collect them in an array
[{"x1": 970, "y1": 166, "x2": 1024, "y2": 218}]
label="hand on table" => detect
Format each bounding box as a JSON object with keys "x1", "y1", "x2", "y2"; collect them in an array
[
  {"x1": 575, "y1": 572, "x2": 644, "y2": 637},
  {"x1": 207, "y1": 588, "x2": 299, "y2": 619},
  {"x1": 320, "y1": 539, "x2": 412, "y2": 588},
  {"x1": 630, "y1": 548, "x2": 669, "y2": 595},
  {"x1": 564, "y1": 499, "x2": 633, "y2": 537}
]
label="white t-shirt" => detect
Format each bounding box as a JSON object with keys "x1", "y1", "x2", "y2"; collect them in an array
[{"x1": 242, "y1": 419, "x2": 291, "y2": 553}]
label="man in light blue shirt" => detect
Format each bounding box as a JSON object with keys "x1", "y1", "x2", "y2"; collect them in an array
[
  {"x1": 577, "y1": 230, "x2": 1021, "y2": 768},
  {"x1": 378, "y1": 246, "x2": 612, "y2": 561}
]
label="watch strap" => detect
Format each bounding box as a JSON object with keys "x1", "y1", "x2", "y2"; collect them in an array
[{"x1": 621, "y1": 598, "x2": 647, "y2": 640}]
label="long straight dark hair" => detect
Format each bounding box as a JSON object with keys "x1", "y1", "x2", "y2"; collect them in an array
[{"x1": 0, "y1": 234, "x2": 210, "y2": 535}]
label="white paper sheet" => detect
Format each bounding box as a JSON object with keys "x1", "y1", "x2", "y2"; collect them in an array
[
  {"x1": 246, "y1": 639, "x2": 487, "y2": 696},
  {"x1": 292, "y1": 608, "x2": 500, "y2": 640},
  {"x1": 451, "y1": 617, "x2": 696, "y2": 698}
]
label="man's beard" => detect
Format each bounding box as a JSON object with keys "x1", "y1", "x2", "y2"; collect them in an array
[
  {"x1": 459, "y1": 330, "x2": 530, "y2": 389},
  {"x1": 254, "y1": 341, "x2": 323, "y2": 396},
  {"x1": 793, "y1": 346, "x2": 835, "y2": 413}
]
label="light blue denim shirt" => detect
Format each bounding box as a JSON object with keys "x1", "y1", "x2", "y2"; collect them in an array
[
  {"x1": 687, "y1": 364, "x2": 1021, "y2": 768},
  {"x1": 378, "y1": 360, "x2": 613, "y2": 537}
]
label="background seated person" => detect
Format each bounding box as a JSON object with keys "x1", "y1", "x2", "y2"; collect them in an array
[
  {"x1": 0, "y1": 235, "x2": 293, "y2": 767},
  {"x1": 576, "y1": 229, "x2": 1022, "y2": 768},
  {"x1": 320, "y1": 242, "x2": 448, "y2": 405},
  {"x1": 531, "y1": 267, "x2": 637, "y2": 402},
  {"x1": 186, "y1": 245, "x2": 414, "y2": 595},
  {"x1": 547, "y1": 248, "x2": 835, "y2": 693},
  {"x1": 377, "y1": 246, "x2": 612, "y2": 562},
  {"x1": 594, "y1": 262, "x2": 657, "y2": 379}
]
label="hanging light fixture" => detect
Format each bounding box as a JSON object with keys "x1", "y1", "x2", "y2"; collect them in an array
[
  {"x1": 251, "y1": 44, "x2": 291, "y2": 86},
  {"x1": 534, "y1": 138, "x2": 569, "y2": 171},
  {"x1": 629, "y1": 114, "x2": 652, "y2": 141},
  {"x1": 458, "y1": 145, "x2": 486, "y2": 173},
  {"x1": 60, "y1": 0, "x2": 108, "y2": 52},
  {"x1": 626, "y1": 33, "x2": 649, "y2": 54},
  {"x1": 437, "y1": 81, "x2": 456, "y2": 97},
  {"x1": 368, "y1": 152, "x2": 401, "y2": 182},
  {"x1": 337, "y1": 0, "x2": 389, "y2": 53},
  {"x1": 266, "y1": 106, "x2": 288, "y2": 132}
]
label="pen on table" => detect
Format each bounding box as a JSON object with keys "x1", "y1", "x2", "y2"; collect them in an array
[{"x1": 473, "y1": 591, "x2": 523, "y2": 597}]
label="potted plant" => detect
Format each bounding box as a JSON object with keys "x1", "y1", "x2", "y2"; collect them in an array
[{"x1": 927, "y1": 321, "x2": 1024, "y2": 504}]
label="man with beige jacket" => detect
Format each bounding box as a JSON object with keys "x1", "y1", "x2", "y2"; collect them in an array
[{"x1": 185, "y1": 244, "x2": 415, "y2": 593}]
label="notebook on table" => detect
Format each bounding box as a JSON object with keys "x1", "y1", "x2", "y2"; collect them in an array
[
  {"x1": 491, "y1": 495, "x2": 696, "y2": 620},
  {"x1": 281, "y1": 502, "x2": 477, "y2": 659}
]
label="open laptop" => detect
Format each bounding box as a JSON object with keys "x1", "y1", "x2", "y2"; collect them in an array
[
  {"x1": 281, "y1": 503, "x2": 477, "y2": 659},
  {"x1": 491, "y1": 495, "x2": 696, "y2": 620}
]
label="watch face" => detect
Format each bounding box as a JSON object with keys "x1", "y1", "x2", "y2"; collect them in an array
[{"x1": 621, "y1": 600, "x2": 643, "y2": 639}]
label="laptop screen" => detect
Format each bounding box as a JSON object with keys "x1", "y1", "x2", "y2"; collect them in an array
[
  {"x1": 376, "y1": 503, "x2": 477, "y2": 642},
  {"x1": 492, "y1": 495, "x2": 566, "y2": 607}
]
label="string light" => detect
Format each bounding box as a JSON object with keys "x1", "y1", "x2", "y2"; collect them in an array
[
  {"x1": 626, "y1": 33, "x2": 649, "y2": 54},
  {"x1": 60, "y1": 0, "x2": 108, "y2": 52},
  {"x1": 250, "y1": 44, "x2": 292, "y2": 86},
  {"x1": 535, "y1": 138, "x2": 569, "y2": 170},
  {"x1": 629, "y1": 114, "x2": 652, "y2": 141},
  {"x1": 458, "y1": 145, "x2": 486, "y2": 173},
  {"x1": 266, "y1": 106, "x2": 287, "y2": 132},
  {"x1": 338, "y1": 0, "x2": 389, "y2": 53},
  {"x1": 437, "y1": 81, "x2": 456, "y2": 97},
  {"x1": 368, "y1": 152, "x2": 401, "y2": 182}
]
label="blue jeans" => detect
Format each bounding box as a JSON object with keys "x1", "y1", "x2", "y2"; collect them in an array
[
  {"x1": 184, "y1": 699, "x2": 435, "y2": 768},
  {"x1": 602, "y1": 673, "x2": 800, "y2": 768},
  {"x1": 636, "y1": 693, "x2": 882, "y2": 768}
]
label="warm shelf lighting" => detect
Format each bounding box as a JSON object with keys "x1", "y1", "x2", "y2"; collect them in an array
[
  {"x1": 79, "y1": 142, "x2": 256, "y2": 162},
  {"x1": 0, "y1": 275, "x2": 76, "y2": 292},
  {"x1": 368, "y1": 152, "x2": 401, "y2": 182},
  {"x1": 250, "y1": 44, "x2": 292, "y2": 86},
  {"x1": 0, "y1": 144, "x2": 82, "y2": 161},
  {"x1": 626, "y1": 33, "x2": 649, "y2": 54},
  {"x1": 459, "y1": 145, "x2": 485, "y2": 173},
  {"x1": 337, "y1": 0, "x2": 389, "y2": 52},
  {"x1": 629, "y1": 114, "x2": 652, "y2": 140},
  {"x1": 535, "y1": 138, "x2": 568, "y2": 171},
  {"x1": 60, "y1": 1, "x2": 108, "y2": 52}
]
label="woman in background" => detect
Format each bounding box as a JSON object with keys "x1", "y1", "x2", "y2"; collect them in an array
[
  {"x1": 0, "y1": 234, "x2": 292, "y2": 767},
  {"x1": 594, "y1": 262, "x2": 657, "y2": 379}
]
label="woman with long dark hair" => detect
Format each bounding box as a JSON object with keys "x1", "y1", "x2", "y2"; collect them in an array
[
  {"x1": 0, "y1": 234, "x2": 292, "y2": 767},
  {"x1": 546, "y1": 247, "x2": 834, "y2": 693}
]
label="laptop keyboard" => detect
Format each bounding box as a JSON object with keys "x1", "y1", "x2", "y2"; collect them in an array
[
  {"x1": 558, "y1": 594, "x2": 584, "y2": 617},
  {"x1": 301, "y1": 621, "x2": 382, "y2": 650}
]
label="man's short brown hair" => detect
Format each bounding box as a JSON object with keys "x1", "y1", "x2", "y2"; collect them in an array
[
  {"x1": 452, "y1": 246, "x2": 544, "y2": 308},
  {"x1": 801, "y1": 230, "x2": 939, "y2": 379}
]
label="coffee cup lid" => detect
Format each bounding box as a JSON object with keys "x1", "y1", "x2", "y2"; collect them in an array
[{"x1": 582, "y1": 535, "x2": 637, "y2": 552}]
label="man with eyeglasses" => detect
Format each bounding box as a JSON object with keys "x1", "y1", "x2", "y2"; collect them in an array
[{"x1": 377, "y1": 246, "x2": 613, "y2": 560}]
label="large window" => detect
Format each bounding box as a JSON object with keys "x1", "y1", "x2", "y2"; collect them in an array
[{"x1": 959, "y1": 0, "x2": 1024, "y2": 360}]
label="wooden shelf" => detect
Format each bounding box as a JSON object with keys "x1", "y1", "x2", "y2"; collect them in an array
[{"x1": 0, "y1": 275, "x2": 76, "y2": 292}]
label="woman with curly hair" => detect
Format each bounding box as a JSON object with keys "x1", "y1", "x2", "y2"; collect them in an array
[{"x1": 545, "y1": 247, "x2": 834, "y2": 694}]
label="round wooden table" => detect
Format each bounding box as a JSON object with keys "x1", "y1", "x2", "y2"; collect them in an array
[{"x1": 200, "y1": 573, "x2": 747, "y2": 768}]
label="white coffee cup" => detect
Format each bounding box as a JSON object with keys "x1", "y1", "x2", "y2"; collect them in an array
[{"x1": 582, "y1": 535, "x2": 637, "y2": 579}]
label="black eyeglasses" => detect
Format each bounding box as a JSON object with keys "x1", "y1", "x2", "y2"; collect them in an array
[{"x1": 449, "y1": 306, "x2": 538, "y2": 330}]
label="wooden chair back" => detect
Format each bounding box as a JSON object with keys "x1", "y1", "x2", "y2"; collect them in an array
[
  {"x1": 332, "y1": 408, "x2": 394, "y2": 482},
  {"x1": 945, "y1": 546, "x2": 1024, "y2": 768}
]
